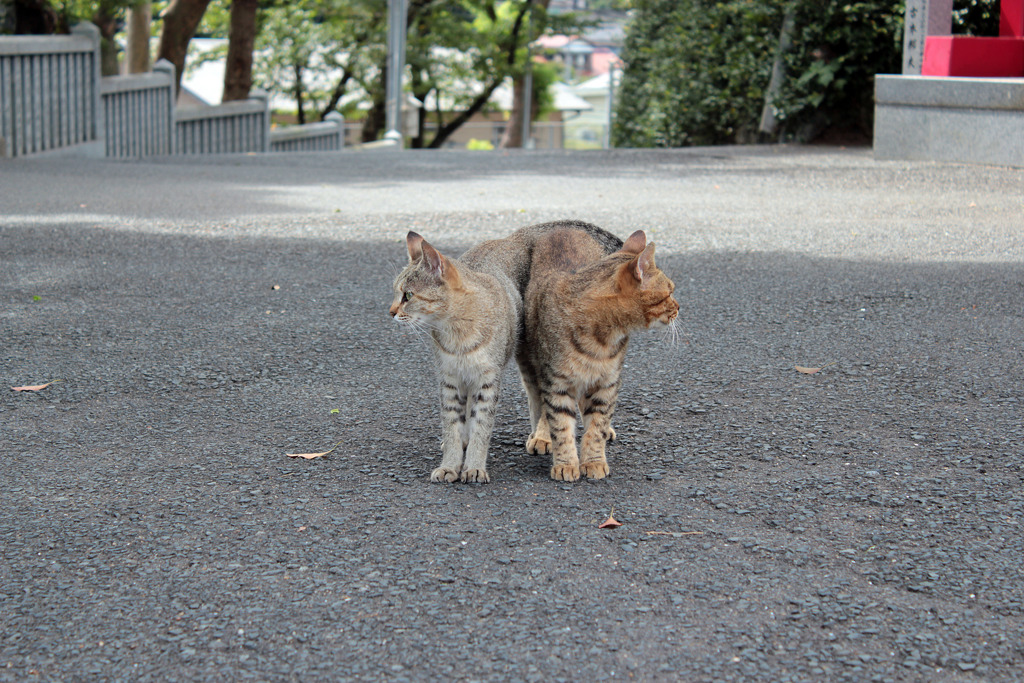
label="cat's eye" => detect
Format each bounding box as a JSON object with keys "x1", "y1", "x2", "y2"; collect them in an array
[{"x1": 402, "y1": 291, "x2": 414, "y2": 302}]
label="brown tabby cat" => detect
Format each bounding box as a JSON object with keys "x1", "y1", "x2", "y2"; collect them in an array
[
  {"x1": 518, "y1": 228, "x2": 679, "y2": 481},
  {"x1": 389, "y1": 221, "x2": 623, "y2": 483}
]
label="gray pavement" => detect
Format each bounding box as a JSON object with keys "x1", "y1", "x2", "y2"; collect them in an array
[{"x1": 2, "y1": 146, "x2": 1023, "y2": 681}]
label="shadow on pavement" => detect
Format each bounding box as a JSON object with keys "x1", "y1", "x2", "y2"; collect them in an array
[{"x1": 2, "y1": 221, "x2": 1023, "y2": 681}]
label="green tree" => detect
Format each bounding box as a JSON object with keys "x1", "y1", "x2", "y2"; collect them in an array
[
  {"x1": 223, "y1": 0, "x2": 564, "y2": 147},
  {"x1": 158, "y1": 0, "x2": 214, "y2": 92},
  {"x1": 613, "y1": 0, "x2": 777, "y2": 147},
  {"x1": 407, "y1": 0, "x2": 546, "y2": 148},
  {"x1": 183, "y1": 0, "x2": 573, "y2": 145},
  {"x1": 613, "y1": 0, "x2": 906, "y2": 147},
  {"x1": 54, "y1": 0, "x2": 140, "y2": 73}
]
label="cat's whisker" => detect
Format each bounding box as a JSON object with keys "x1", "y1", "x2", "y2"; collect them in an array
[{"x1": 387, "y1": 259, "x2": 405, "y2": 278}]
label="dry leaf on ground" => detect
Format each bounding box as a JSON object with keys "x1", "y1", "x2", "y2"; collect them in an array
[
  {"x1": 795, "y1": 361, "x2": 837, "y2": 375},
  {"x1": 598, "y1": 507, "x2": 623, "y2": 529},
  {"x1": 286, "y1": 440, "x2": 343, "y2": 460},
  {"x1": 11, "y1": 380, "x2": 61, "y2": 392}
]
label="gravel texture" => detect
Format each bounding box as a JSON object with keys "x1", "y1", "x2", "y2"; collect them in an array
[{"x1": 2, "y1": 146, "x2": 1023, "y2": 681}]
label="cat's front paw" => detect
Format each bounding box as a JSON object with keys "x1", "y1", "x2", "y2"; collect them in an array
[
  {"x1": 526, "y1": 434, "x2": 551, "y2": 455},
  {"x1": 431, "y1": 467, "x2": 460, "y2": 483},
  {"x1": 580, "y1": 461, "x2": 609, "y2": 479},
  {"x1": 460, "y1": 468, "x2": 490, "y2": 484},
  {"x1": 550, "y1": 464, "x2": 580, "y2": 482},
  {"x1": 607, "y1": 426, "x2": 617, "y2": 442}
]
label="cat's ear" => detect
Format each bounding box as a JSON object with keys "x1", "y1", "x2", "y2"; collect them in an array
[
  {"x1": 621, "y1": 230, "x2": 647, "y2": 255},
  {"x1": 406, "y1": 231, "x2": 425, "y2": 262},
  {"x1": 421, "y1": 240, "x2": 444, "y2": 277},
  {"x1": 621, "y1": 242, "x2": 657, "y2": 286},
  {"x1": 420, "y1": 240, "x2": 462, "y2": 287},
  {"x1": 635, "y1": 242, "x2": 657, "y2": 285}
]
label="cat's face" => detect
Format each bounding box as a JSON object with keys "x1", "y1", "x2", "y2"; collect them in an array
[
  {"x1": 389, "y1": 231, "x2": 461, "y2": 328},
  {"x1": 634, "y1": 267, "x2": 679, "y2": 329},
  {"x1": 607, "y1": 234, "x2": 679, "y2": 330}
]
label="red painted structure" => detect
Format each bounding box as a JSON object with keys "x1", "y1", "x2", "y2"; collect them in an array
[{"x1": 922, "y1": 0, "x2": 1024, "y2": 76}]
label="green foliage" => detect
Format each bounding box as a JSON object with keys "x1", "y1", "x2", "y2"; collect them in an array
[
  {"x1": 531, "y1": 59, "x2": 559, "y2": 118},
  {"x1": 407, "y1": 0, "x2": 580, "y2": 146},
  {"x1": 52, "y1": 0, "x2": 135, "y2": 31},
  {"x1": 953, "y1": 0, "x2": 1000, "y2": 35},
  {"x1": 613, "y1": 0, "x2": 778, "y2": 147},
  {"x1": 614, "y1": 0, "x2": 905, "y2": 147},
  {"x1": 187, "y1": 0, "x2": 385, "y2": 122},
  {"x1": 179, "y1": 0, "x2": 565, "y2": 138},
  {"x1": 409, "y1": 1, "x2": 547, "y2": 113},
  {"x1": 775, "y1": 0, "x2": 903, "y2": 139}
]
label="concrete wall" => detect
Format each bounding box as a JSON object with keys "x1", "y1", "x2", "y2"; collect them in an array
[{"x1": 874, "y1": 74, "x2": 1024, "y2": 167}]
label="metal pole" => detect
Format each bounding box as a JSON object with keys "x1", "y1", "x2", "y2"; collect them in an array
[
  {"x1": 604, "y1": 63, "x2": 616, "y2": 149},
  {"x1": 521, "y1": 3, "x2": 534, "y2": 149},
  {"x1": 522, "y1": 60, "x2": 534, "y2": 149},
  {"x1": 384, "y1": 0, "x2": 407, "y2": 145}
]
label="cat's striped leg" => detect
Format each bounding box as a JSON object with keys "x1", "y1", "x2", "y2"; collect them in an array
[
  {"x1": 543, "y1": 375, "x2": 580, "y2": 481},
  {"x1": 527, "y1": 413, "x2": 553, "y2": 456},
  {"x1": 516, "y1": 355, "x2": 551, "y2": 454},
  {"x1": 520, "y1": 374, "x2": 552, "y2": 456},
  {"x1": 579, "y1": 380, "x2": 619, "y2": 479},
  {"x1": 431, "y1": 379, "x2": 466, "y2": 483},
  {"x1": 461, "y1": 376, "x2": 500, "y2": 483}
]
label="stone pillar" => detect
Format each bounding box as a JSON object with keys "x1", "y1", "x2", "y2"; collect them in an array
[
  {"x1": 325, "y1": 111, "x2": 345, "y2": 150},
  {"x1": 250, "y1": 89, "x2": 271, "y2": 152},
  {"x1": 902, "y1": 0, "x2": 953, "y2": 74},
  {"x1": 153, "y1": 59, "x2": 176, "y2": 155},
  {"x1": 71, "y1": 21, "x2": 106, "y2": 157}
]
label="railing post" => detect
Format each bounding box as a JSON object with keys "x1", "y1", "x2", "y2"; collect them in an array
[
  {"x1": 325, "y1": 111, "x2": 345, "y2": 150},
  {"x1": 153, "y1": 59, "x2": 175, "y2": 155},
  {"x1": 250, "y1": 88, "x2": 270, "y2": 152},
  {"x1": 71, "y1": 21, "x2": 106, "y2": 157}
]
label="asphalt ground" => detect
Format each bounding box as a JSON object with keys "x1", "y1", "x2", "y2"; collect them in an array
[{"x1": 1, "y1": 146, "x2": 1023, "y2": 682}]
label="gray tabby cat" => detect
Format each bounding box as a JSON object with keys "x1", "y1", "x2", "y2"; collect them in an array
[{"x1": 389, "y1": 220, "x2": 622, "y2": 483}]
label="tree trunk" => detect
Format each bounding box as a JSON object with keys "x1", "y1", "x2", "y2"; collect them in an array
[
  {"x1": 0, "y1": 1, "x2": 13, "y2": 34},
  {"x1": 92, "y1": 4, "x2": 119, "y2": 75},
  {"x1": 157, "y1": 0, "x2": 213, "y2": 96},
  {"x1": 361, "y1": 96, "x2": 386, "y2": 143},
  {"x1": 11, "y1": 0, "x2": 57, "y2": 34},
  {"x1": 320, "y1": 68, "x2": 352, "y2": 121},
  {"x1": 758, "y1": 5, "x2": 796, "y2": 139},
  {"x1": 293, "y1": 63, "x2": 306, "y2": 125},
  {"x1": 499, "y1": 0, "x2": 548, "y2": 149},
  {"x1": 222, "y1": 0, "x2": 257, "y2": 102},
  {"x1": 430, "y1": 0, "x2": 532, "y2": 148},
  {"x1": 125, "y1": 1, "x2": 152, "y2": 74},
  {"x1": 500, "y1": 76, "x2": 526, "y2": 149},
  {"x1": 427, "y1": 77, "x2": 503, "y2": 149},
  {"x1": 361, "y1": 59, "x2": 387, "y2": 142}
]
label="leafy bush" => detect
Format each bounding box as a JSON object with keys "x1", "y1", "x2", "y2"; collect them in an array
[{"x1": 613, "y1": 0, "x2": 905, "y2": 147}]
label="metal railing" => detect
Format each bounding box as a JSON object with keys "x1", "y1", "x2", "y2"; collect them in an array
[
  {"x1": 2, "y1": 25, "x2": 345, "y2": 159},
  {"x1": 0, "y1": 23, "x2": 103, "y2": 158},
  {"x1": 270, "y1": 112, "x2": 345, "y2": 152},
  {"x1": 175, "y1": 92, "x2": 270, "y2": 155},
  {"x1": 100, "y1": 60, "x2": 175, "y2": 158}
]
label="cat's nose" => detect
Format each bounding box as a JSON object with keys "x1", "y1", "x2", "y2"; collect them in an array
[{"x1": 388, "y1": 303, "x2": 399, "y2": 317}]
